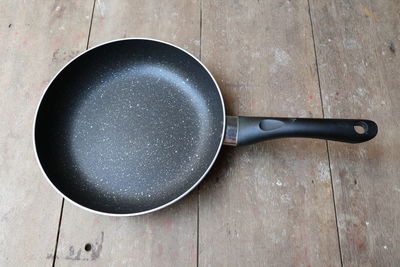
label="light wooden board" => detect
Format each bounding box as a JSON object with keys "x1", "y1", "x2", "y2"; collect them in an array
[
  {"x1": 0, "y1": 0, "x2": 94, "y2": 266},
  {"x1": 310, "y1": 0, "x2": 400, "y2": 265},
  {"x1": 55, "y1": 0, "x2": 201, "y2": 266},
  {"x1": 3, "y1": 0, "x2": 397, "y2": 265},
  {"x1": 198, "y1": 0, "x2": 341, "y2": 266}
]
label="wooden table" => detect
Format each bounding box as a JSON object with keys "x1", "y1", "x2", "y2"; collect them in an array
[{"x1": 1, "y1": 0, "x2": 399, "y2": 266}]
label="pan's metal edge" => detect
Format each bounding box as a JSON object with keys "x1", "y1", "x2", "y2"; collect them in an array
[{"x1": 32, "y1": 37, "x2": 226, "y2": 217}]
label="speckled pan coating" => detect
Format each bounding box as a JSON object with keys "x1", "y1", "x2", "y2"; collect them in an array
[{"x1": 34, "y1": 39, "x2": 225, "y2": 215}]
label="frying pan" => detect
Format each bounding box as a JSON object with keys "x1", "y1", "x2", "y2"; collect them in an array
[{"x1": 34, "y1": 39, "x2": 378, "y2": 216}]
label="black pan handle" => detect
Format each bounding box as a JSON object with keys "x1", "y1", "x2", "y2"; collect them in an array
[{"x1": 224, "y1": 116, "x2": 378, "y2": 146}]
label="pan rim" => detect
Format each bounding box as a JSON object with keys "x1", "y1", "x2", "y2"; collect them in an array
[{"x1": 33, "y1": 37, "x2": 226, "y2": 216}]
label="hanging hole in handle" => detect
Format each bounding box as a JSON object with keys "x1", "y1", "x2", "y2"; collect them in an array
[{"x1": 354, "y1": 121, "x2": 368, "y2": 134}]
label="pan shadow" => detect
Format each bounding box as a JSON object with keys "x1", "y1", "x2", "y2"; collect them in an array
[
  {"x1": 198, "y1": 146, "x2": 235, "y2": 191},
  {"x1": 195, "y1": 80, "x2": 248, "y2": 200},
  {"x1": 197, "y1": 81, "x2": 237, "y2": 193}
]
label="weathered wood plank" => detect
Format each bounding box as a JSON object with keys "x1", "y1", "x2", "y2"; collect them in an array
[
  {"x1": 199, "y1": 0, "x2": 341, "y2": 266},
  {"x1": 0, "y1": 0, "x2": 93, "y2": 266},
  {"x1": 55, "y1": 0, "x2": 201, "y2": 266},
  {"x1": 310, "y1": 0, "x2": 400, "y2": 265}
]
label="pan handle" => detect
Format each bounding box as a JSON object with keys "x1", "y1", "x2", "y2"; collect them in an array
[{"x1": 223, "y1": 116, "x2": 378, "y2": 146}]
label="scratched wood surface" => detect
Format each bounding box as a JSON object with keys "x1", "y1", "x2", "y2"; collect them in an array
[
  {"x1": 0, "y1": 0, "x2": 93, "y2": 266},
  {"x1": 54, "y1": 0, "x2": 201, "y2": 266},
  {"x1": 1, "y1": 0, "x2": 399, "y2": 266},
  {"x1": 198, "y1": 0, "x2": 341, "y2": 266},
  {"x1": 310, "y1": 0, "x2": 400, "y2": 265}
]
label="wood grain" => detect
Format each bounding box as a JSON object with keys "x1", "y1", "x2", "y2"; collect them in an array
[
  {"x1": 198, "y1": 0, "x2": 341, "y2": 266},
  {"x1": 55, "y1": 0, "x2": 201, "y2": 266},
  {"x1": 0, "y1": 0, "x2": 93, "y2": 266},
  {"x1": 310, "y1": 0, "x2": 400, "y2": 265},
  {"x1": 2, "y1": 0, "x2": 396, "y2": 265}
]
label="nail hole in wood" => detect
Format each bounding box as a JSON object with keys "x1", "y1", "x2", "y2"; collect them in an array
[
  {"x1": 388, "y1": 41, "x2": 395, "y2": 54},
  {"x1": 85, "y1": 243, "x2": 92, "y2": 251}
]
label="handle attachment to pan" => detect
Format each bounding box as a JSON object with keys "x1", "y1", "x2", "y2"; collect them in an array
[{"x1": 223, "y1": 116, "x2": 378, "y2": 146}]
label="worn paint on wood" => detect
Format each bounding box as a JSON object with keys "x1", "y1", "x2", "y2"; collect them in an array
[
  {"x1": 198, "y1": 0, "x2": 341, "y2": 266},
  {"x1": 2, "y1": 0, "x2": 399, "y2": 265},
  {"x1": 0, "y1": 0, "x2": 93, "y2": 266},
  {"x1": 54, "y1": 0, "x2": 201, "y2": 266},
  {"x1": 310, "y1": 0, "x2": 400, "y2": 265}
]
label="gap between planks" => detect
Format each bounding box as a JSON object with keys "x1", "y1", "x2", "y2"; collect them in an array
[
  {"x1": 52, "y1": 0, "x2": 97, "y2": 266},
  {"x1": 197, "y1": 1, "x2": 203, "y2": 266},
  {"x1": 307, "y1": 0, "x2": 343, "y2": 265}
]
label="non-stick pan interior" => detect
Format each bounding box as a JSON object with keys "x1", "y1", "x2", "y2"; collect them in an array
[{"x1": 35, "y1": 40, "x2": 224, "y2": 214}]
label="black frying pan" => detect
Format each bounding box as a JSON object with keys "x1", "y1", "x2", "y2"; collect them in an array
[{"x1": 34, "y1": 39, "x2": 377, "y2": 216}]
